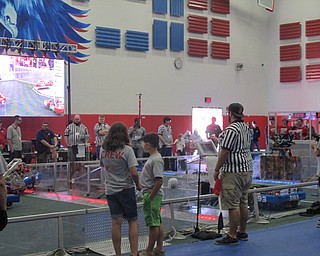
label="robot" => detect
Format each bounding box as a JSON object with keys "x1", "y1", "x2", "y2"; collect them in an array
[{"x1": 4, "y1": 158, "x2": 42, "y2": 194}]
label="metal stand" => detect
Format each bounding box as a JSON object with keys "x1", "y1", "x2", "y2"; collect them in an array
[
  {"x1": 195, "y1": 156, "x2": 202, "y2": 232},
  {"x1": 248, "y1": 191, "x2": 269, "y2": 224}
]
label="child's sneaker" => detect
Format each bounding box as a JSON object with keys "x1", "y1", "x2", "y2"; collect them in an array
[
  {"x1": 214, "y1": 234, "x2": 239, "y2": 245},
  {"x1": 236, "y1": 232, "x2": 248, "y2": 241}
]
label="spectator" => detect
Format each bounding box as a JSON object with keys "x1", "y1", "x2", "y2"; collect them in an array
[
  {"x1": 278, "y1": 118, "x2": 290, "y2": 139},
  {"x1": 128, "y1": 117, "x2": 146, "y2": 159},
  {"x1": 173, "y1": 134, "x2": 185, "y2": 156},
  {"x1": 158, "y1": 116, "x2": 173, "y2": 157},
  {"x1": 140, "y1": 133, "x2": 164, "y2": 256},
  {"x1": 265, "y1": 116, "x2": 276, "y2": 146},
  {"x1": 290, "y1": 118, "x2": 309, "y2": 140},
  {"x1": 100, "y1": 122, "x2": 141, "y2": 256},
  {"x1": 250, "y1": 121, "x2": 261, "y2": 153},
  {"x1": 7, "y1": 115, "x2": 22, "y2": 162},
  {"x1": 206, "y1": 116, "x2": 222, "y2": 146}
]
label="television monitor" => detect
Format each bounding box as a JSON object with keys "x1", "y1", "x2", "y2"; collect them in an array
[
  {"x1": 0, "y1": 55, "x2": 65, "y2": 116},
  {"x1": 196, "y1": 140, "x2": 218, "y2": 157}
]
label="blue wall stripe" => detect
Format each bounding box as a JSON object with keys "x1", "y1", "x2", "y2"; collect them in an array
[
  {"x1": 153, "y1": 20, "x2": 168, "y2": 50},
  {"x1": 95, "y1": 26, "x2": 121, "y2": 49},
  {"x1": 170, "y1": 22, "x2": 184, "y2": 52},
  {"x1": 153, "y1": 0, "x2": 167, "y2": 14},
  {"x1": 170, "y1": 0, "x2": 184, "y2": 17},
  {"x1": 126, "y1": 30, "x2": 149, "y2": 51}
]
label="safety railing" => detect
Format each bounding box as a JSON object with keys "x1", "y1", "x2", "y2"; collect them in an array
[{"x1": 5, "y1": 179, "x2": 318, "y2": 255}]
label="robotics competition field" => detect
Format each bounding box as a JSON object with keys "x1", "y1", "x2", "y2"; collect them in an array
[{"x1": 2, "y1": 154, "x2": 320, "y2": 255}]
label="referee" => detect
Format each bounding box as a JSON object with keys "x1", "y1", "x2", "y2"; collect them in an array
[
  {"x1": 214, "y1": 103, "x2": 253, "y2": 245},
  {"x1": 64, "y1": 115, "x2": 90, "y2": 161}
]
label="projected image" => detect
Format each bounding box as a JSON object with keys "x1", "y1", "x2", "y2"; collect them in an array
[
  {"x1": 0, "y1": 55, "x2": 65, "y2": 116},
  {"x1": 192, "y1": 107, "x2": 223, "y2": 141}
]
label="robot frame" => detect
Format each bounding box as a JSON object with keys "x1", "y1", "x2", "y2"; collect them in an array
[{"x1": 3, "y1": 158, "x2": 42, "y2": 207}]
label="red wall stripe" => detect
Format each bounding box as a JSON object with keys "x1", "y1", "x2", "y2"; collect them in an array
[
  {"x1": 211, "y1": 0, "x2": 230, "y2": 14},
  {"x1": 211, "y1": 18, "x2": 230, "y2": 37},
  {"x1": 188, "y1": 0, "x2": 208, "y2": 11},
  {"x1": 211, "y1": 41, "x2": 230, "y2": 59},
  {"x1": 280, "y1": 44, "x2": 301, "y2": 61},
  {"x1": 280, "y1": 22, "x2": 301, "y2": 40},
  {"x1": 306, "y1": 42, "x2": 320, "y2": 59},
  {"x1": 306, "y1": 64, "x2": 320, "y2": 80},
  {"x1": 306, "y1": 19, "x2": 320, "y2": 37},
  {"x1": 188, "y1": 15, "x2": 208, "y2": 34},
  {"x1": 280, "y1": 66, "x2": 301, "y2": 82},
  {"x1": 188, "y1": 38, "x2": 208, "y2": 57}
]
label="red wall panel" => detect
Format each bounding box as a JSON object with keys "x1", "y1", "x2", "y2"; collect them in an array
[
  {"x1": 211, "y1": 0, "x2": 230, "y2": 14},
  {"x1": 306, "y1": 42, "x2": 320, "y2": 59},
  {"x1": 188, "y1": 15, "x2": 208, "y2": 34},
  {"x1": 280, "y1": 44, "x2": 301, "y2": 61},
  {"x1": 280, "y1": 22, "x2": 301, "y2": 40},
  {"x1": 306, "y1": 19, "x2": 320, "y2": 37},
  {"x1": 188, "y1": 38, "x2": 208, "y2": 57},
  {"x1": 188, "y1": 0, "x2": 208, "y2": 10},
  {"x1": 0, "y1": 114, "x2": 268, "y2": 151},
  {"x1": 211, "y1": 41, "x2": 230, "y2": 59},
  {"x1": 306, "y1": 64, "x2": 320, "y2": 80},
  {"x1": 211, "y1": 18, "x2": 230, "y2": 37},
  {"x1": 280, "y1": 66, "x2": 301, "y2": 82}
]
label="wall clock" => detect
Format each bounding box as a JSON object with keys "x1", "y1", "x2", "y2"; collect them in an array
[{"x1": 174, "y1": 58, "x2": 183, "y2": 69}]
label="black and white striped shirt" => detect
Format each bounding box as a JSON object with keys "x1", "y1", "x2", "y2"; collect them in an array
[
  {"x1": 219, "y1": 121, "x2": 253, "y2": 173},
  {"x1": 64, "y1": 123, "x2": 89, "y2": 147},
  {"x1": 94, "y1": 122, "x2": 110, "y2": 146}
]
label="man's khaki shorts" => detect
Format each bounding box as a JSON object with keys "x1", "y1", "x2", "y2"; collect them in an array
[{"x1": 220, "y1": 172, "x2": 252, "y2": 210}]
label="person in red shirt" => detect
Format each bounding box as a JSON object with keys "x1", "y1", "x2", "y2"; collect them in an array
[
  {"x1": 278, "y1": 118, "x2": 290, "y2": 139},
  {"x1": 290, "y1": 118, "x2": 309, "y2": 140},
  {"x1": 0, "y1": 120, "x2": 7, "y2": 152}
]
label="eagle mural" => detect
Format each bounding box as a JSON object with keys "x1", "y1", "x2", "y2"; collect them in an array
[{"x1": 0, "y1": 0, "x2": 90, "y2": 63}]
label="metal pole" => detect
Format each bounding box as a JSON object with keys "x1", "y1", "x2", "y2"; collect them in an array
[
  {"x1": 67, "y1": 56, "x2": 71, "y2": 125},
  {"x1": 137, "y1": 93, "x2": 142, "y2": 121},
  {"x1": 195, "y1": 157, "x2": 201, "y2": 232}
]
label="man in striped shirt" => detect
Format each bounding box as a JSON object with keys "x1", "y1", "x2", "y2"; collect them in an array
[
  {"x1": 64, "y1": 115, "x2": 90, "y2": 161},
  {"x1": 214, "y1": 103, "x2": 253, "y2": 245},
  {"x1": 93, "y1": 115, "x2": 110, "y2": 160}
]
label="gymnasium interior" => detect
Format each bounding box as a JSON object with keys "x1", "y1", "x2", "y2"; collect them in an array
[{"x1": 0, "y1": 0, "x2": 320, "y2": 255}]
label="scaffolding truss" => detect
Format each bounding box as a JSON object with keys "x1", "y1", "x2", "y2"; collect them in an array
[{"x1": 0, "y1": 37, "x2": 77, "y2": 56}]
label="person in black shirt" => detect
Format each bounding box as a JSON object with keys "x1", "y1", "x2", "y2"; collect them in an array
[
  {"x1": 36, "y1": 122, "x2": 58, "y2": 163},
  {"x1": 206, "y1": 116, "x2": 222, "y2": 146},
  {"x1": 250, "y1": 121, "x2": 261, "y2": 153}
]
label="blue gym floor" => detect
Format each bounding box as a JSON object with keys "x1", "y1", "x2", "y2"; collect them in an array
[{"x1": 163, "y1": 217, "x2": 319, "y2": 256}]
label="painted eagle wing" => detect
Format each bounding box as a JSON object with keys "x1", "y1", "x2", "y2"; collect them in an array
[{"x1": 12, "y1": 0, "x2": 90, "y2": 63}]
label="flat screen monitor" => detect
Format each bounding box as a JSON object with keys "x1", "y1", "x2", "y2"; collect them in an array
[
  {"x1": 0, "y1": 55, "x2": 65, "y2": 116},
  {"x1": 196, "y1": 140, "x2": 218, "y2": 157}
]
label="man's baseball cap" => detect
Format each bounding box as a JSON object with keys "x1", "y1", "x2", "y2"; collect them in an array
[{"x1": 228, "y1": 103, "x2": 244, "y2": 118}]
